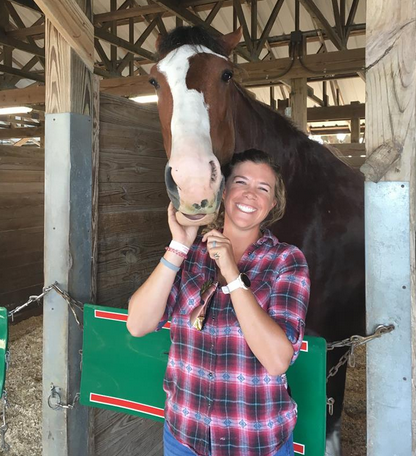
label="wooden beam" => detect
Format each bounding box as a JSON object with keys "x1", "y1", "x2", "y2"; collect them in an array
[
  {"x1": 232, "y1": 0, "x2": 252, "y2": 53},
  {"x1": 331, "y1": 0, "x2": 343, "y2": 43},
  {"x1": 240, "y1": 47, "x2": 365, "y2": 85},
  {"x1": 94, "y1": 26, "x2": 155, "y2": 62},
  {"x1": 0, "y1": 63, "x2": 45, "y2": 82},
  {"x1": 7, "y1": 24, "x2": 44, "y2": 39},
  {"x1": 33, "y1": 0, "x2": 94, "y2": 71},
  {"x1": 0, "y1": 126, "x2": 43, "y2": 138},
  {"x1": 253, "y1": 0, "x2": 284, "y2": 59},
  {"x1": 205, "y1": 0, "x2": 225, "y2": 26},
  {"x1": 290, "y1": 77, "x2": 308, "y2": 132},
  {"x1": 0, "y1": 31, "x2": 44, "y2": 57},
  {"x1": 345, "y1": 0, "x2": 359, "y2": 42},
  {"x1": 155, "y1": 0, "x2": 251, "y2": 61},
  {"x1": 9, "y1": 0, "x2": 41, "y2": 12},
  {"x1": 299, "y1": 0, "x2": 344, "y2": 50}
]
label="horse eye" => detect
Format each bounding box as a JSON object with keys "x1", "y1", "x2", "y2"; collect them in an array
[
  {"x1": 221, "y1": 71, "x2": 233, "y2": 83},
  {"x1": 149, "y1": 78, "x2": 160, "y2": 89}
]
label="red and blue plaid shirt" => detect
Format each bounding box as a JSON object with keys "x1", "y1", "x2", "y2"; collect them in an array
[{"x1": 160, "y1": 229, "x2": 310, "y2": 456}]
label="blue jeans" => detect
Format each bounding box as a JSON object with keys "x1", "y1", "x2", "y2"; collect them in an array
[{"x1": 163, "y1": 422, "x2": 294, "y2": 456}]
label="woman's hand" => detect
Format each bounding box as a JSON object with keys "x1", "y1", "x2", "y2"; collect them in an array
[
  {"x1": 167, "y1": 203, "x2": 199, "y2": 247},
  {"x1": 202, "y1": 229, "x2": 239, "y2": 282}
]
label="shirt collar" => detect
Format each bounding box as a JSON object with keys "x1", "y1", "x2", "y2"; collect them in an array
[{"x1": 256, "y1": 228, "x2": 279, "y2": 247}]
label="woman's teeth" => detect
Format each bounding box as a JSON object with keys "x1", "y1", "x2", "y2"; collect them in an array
[{"x1": 236, "y1": 203, "x2": 256, "y2": 213}]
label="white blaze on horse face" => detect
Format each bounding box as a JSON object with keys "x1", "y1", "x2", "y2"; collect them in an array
[{"x1": 158, "y1": 45, "x2": 226, "y2": 212}]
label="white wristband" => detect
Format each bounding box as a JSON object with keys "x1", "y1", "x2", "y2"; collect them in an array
[{"x1": 170, "y1": 240, "x2": 190, "y2": 255}]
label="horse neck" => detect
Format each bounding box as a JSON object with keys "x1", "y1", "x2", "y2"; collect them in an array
[{"x1": 230, "y1": 84, "x2": 307, "y2": 175}]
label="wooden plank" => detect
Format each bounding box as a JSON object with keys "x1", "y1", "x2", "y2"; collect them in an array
[
  {"x1": 94, "y1": 409, "x2": 163, "y2": 456},
  {"x1": 99, "y1": 73, "x2": 155, "y2": 98},
  {"x1": 0, "y1": 170, "x2": 44, "y2": 182},
  {"x1": 240, "y1": 48, "x2": 365, "y2": 85},
  {"x1": 99, "y1": 182, "x2": 169, "y2": 212},
  {"x1": 0, "y1": 127, "x2": 43, "y2": 139},
  {"x1": 99, "y1": 209, "x2": 168, "y2": 236},
  {"x1": 0, "y1": 261, "x2": 43, "y2": 294},
  {"x1": 0, "y1": 85, "x2": 46, "y2": 107},
  {"x1": 307, "y1": 103, "x2": 365, "y2": 121},
  {"x1": 99, "y1": 150, "x2": 166, "y2": 183},
  {"x1": 0, "y1": 63, "x2": 45, "y2": 82},
  {"x1": 0, "y1": 249, "x2": 43, "y2": 270},
  {"x1": 329, "y1": 143, "x2": 365, "y2": 157},
  {"x1": 33, "y1": 0, "x2": 94, "y2": 71}
]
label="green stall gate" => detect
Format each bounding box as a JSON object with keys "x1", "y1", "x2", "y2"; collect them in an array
[{"x1": 80, "y1": 304, "x2": 327, "y2": 456}]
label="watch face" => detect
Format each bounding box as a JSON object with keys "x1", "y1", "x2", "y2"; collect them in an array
[{"x1": 240, "y1": 273, "x2": 251, "y2": 288}]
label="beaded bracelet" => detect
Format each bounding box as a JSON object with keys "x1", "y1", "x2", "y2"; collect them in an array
[
  {"x1": 165, "y1": 247, "x2": 187, "y2": 259},
  {"x1": 169, "y1": 240, "x2": 189, "y2": 255}
]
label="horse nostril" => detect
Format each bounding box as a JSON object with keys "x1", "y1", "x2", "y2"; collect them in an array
[{"x1": 201, "y1": 199, "x2": 208, "y2": 208}]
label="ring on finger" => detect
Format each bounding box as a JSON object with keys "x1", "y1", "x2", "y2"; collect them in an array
[{"x1": 213, "y1": 253, "x2": 220, "y2": 260}]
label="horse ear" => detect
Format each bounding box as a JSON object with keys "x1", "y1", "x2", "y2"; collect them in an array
[
  {"x1": 155, "y1": 33, "x2": 163, "y2": 52},
  {"x1": 218, "y1": 27, "x2": 242, "y2": 55}
]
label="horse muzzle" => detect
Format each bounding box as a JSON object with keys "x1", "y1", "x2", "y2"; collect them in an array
[{"x1": 165, "y1": 164, "x2": 224, "y2": 226}]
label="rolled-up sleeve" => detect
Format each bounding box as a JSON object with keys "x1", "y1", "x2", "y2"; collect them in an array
[
  {"x1": 156, "y1": 270, "x2": 181, "y2": 331},
  {"x1": 268, "y1": 246, "x2": 310, "y2": 364}
]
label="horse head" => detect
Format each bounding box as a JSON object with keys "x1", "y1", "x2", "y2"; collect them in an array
[{"x1": 149, "y1": 27, "x2": 242, "y2": 226}]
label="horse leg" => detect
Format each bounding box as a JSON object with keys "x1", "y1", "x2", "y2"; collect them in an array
[{"x1": 325, "y1": 348, "x2": 349, "y2": 456}]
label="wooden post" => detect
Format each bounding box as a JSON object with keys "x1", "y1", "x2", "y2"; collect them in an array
[
  {"x1": 350, "y1": 101, "x2": 360, "y2": 143},
  {"x1": 290, "y1": 78, "x2": 308, "y2": 132},
  {"x1": 365, "y1": 1, "x2": 416, "y2": 454},
  {"x1": 39, "y1": 0, "x2": 97, "y2": 454}
]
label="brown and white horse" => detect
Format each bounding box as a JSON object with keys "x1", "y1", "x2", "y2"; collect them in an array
[{"x1": 150, "y1": 26, "x2": 365, "y2": 456}]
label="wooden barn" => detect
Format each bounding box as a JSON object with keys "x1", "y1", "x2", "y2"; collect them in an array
[{"x1": 0, "y1": 0, "x2": 414, "y2": 455}]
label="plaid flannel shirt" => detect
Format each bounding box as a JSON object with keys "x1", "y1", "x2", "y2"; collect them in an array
[{"x1": 160, "y1": 229, "x2": 310, "y2": 456}]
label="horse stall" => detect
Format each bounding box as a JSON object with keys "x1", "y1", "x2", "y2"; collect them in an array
[
  {"x1": 92, "y1": 93, "x2": 170, "y2": 454},
  {"x1": 0, "y1": 145, "x2": 44, "y2": 318}
]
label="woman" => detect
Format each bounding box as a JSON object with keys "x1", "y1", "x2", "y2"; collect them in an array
[{"x1": 127, "y1": 149, "x2": 310, "y2": 456}]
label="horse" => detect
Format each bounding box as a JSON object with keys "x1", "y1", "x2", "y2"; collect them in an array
[{"x1": 149, "y1": 26, "x2": 365, "y2": 456}]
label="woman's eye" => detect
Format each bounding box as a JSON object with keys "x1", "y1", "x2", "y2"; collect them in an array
[
  {"x1": 149, "y1": 78, "x2": 160, "y2": 89},
  {"x1": 221, "y1": 71, "x2": 233, "y2": 83},
  {"x1": 259, "y1": 187, "x2": 269, "y2": 192}
]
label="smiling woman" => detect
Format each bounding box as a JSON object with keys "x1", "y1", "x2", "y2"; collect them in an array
[{"x1": 127, "y1": 148, "x2": 310, "y2": 456}]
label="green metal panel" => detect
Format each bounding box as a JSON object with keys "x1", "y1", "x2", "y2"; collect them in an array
[
  {"x1": 80, "y1": 305, "x2": 326, "y2": 455},
  {"x1": 0, "y1": 308, "x2": 8, "y2": 395}
]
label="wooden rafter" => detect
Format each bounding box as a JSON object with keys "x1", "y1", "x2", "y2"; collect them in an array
[
  {"x1": 94, "y1": 38, "x2": 113, "y2": 73},
  {"x1": 116, "y1": 16, "x2": 158, "y2": 74},
  {"x1": 232, "y1": 0, "x2": 252, "y2": 53},
  {"x1": 9, "y1": 0, "x2": 41, "y2": 12},
  {"x1": 94, "y1": 26, "x2": 155, "y2": 62},
  {"x1": 6, "y1": 2, "x2": 45, "y2": 69},
  {"x1": 205, "y1": 0, "x2": 225, "y2": 26},
  {"x1": 0, "y1": 63, "x2": 44, "y2": 82},
  {"x1": 299, "y1": 0, "x2": 344, "y2": 50},
  {"x1": 253, "y1": 0, "x2": 285, "y2": 59},
  {"x1": 331, "y1": 0, "x2": 343, "y2": 43},
  {"x1": 0, "y1": 32, "x2": 44, "y2": 57},
  {"x1": 345, "y1": 0, "x2": 359, "y2": 42},
  {"x1": 154, "y1": 0, "x2": 252, "y2": 61}
]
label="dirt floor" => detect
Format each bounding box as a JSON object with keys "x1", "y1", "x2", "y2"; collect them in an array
[{"x1": 4, "y1": 315, "x2": 366, "y2": 456}]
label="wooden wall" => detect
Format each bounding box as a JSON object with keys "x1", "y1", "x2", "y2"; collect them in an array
[
  {"x1": 94, "y1": 93, "x2": 169, "y2": 455},
  {"x1": 0, "y1": 145, "x2": 44, "y2": 315}
]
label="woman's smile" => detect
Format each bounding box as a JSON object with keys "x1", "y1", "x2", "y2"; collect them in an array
[{"x1": 236, "y1": 203, "x2": 257, "y2": 213}]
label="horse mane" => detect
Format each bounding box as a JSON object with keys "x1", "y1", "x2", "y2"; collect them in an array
[{"x1": 157, "y1": 26, "x2": 228, "y2": 60}]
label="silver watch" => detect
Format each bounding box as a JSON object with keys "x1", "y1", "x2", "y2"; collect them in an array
[{"x1": 221, "y1": 273, "x2": 251, "y2": 294}]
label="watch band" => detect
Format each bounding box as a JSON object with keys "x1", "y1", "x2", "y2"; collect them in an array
[{"x1": 221, "y1": 274, "x2": 249, "y2": 294}]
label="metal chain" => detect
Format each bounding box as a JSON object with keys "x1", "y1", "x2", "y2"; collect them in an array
[
  {"x1": 0, "y1": 391, "x2": 9, "y2": 452},
  {"x1": 326, "y1": 324, "x2": 394, "y2": 381},
  {"x1": 8, "y1": 283, "x2": 84, "y2": 328},
  {"x1": 47, "y1": 384, "x2": 80, "y2": 411}
]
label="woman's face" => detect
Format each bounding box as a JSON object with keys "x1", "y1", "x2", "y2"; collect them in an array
[{"x1": 223, "y1": 161, "x2": 277, "y2": 232}]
